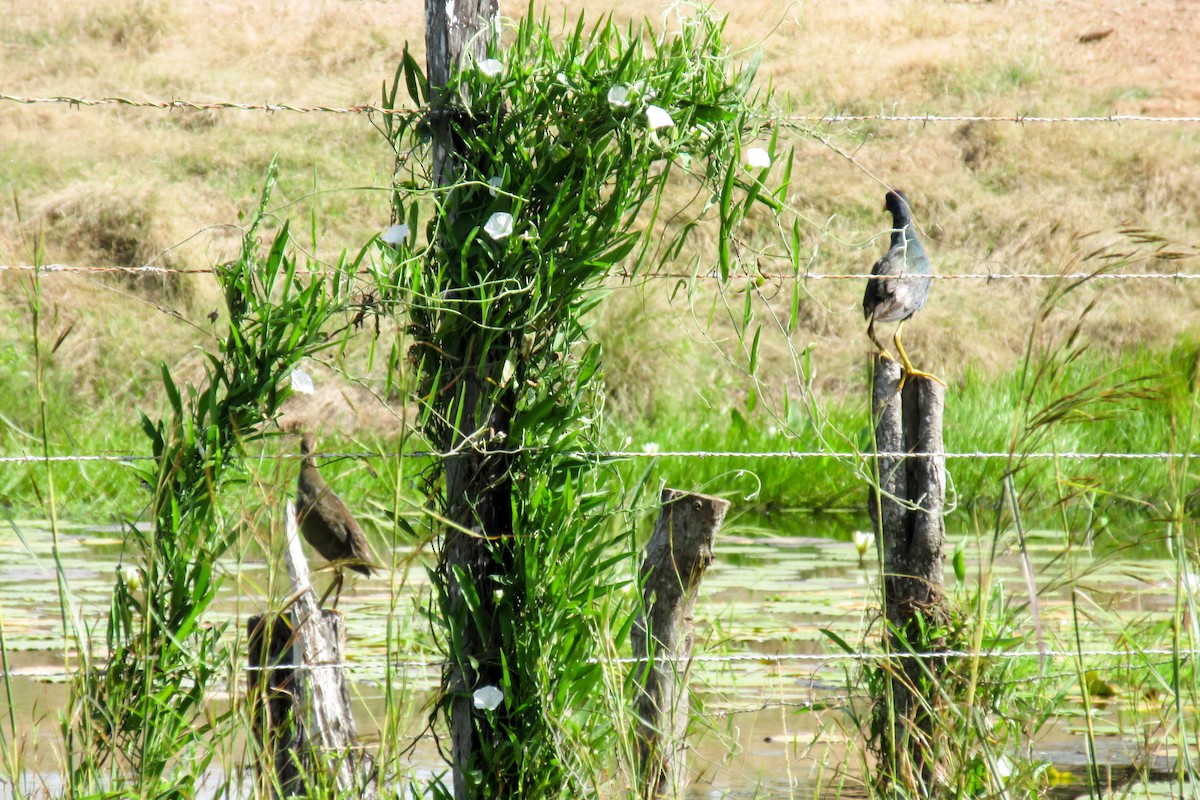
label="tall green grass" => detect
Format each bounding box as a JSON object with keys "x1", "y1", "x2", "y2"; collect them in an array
[
  {"x1": 609, "y1": 343, "x2": 1195, "y2": 527},
  {"x1": 0, "y1": 323, "x2": 1193, "y2": 548}
]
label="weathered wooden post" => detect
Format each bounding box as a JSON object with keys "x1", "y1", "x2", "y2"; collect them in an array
[
  {"x1": 247, "y1": 613, "x2": 301, "y2": 798},
  {"x1": 419, "y1": 3, "x2": 514, "y2": 799},
  {"x1": 868, "y1": 355, "x2": 948, "y2": 791},
  {"x1": 246, "y1": 502, "x2": 375, "y2": 798},
  {"x1": 632, "y1": 489, "x2": 730, "y2": 800}
]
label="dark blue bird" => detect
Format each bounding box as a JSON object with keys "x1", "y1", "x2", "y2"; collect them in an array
[{"x1": 862, "y1": 190, "x2": 943, "y2": 388}]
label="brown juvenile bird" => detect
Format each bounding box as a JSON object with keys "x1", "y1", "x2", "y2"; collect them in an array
[{"x1": 295, "y1": 432, "x2": 374, "y2": 608}]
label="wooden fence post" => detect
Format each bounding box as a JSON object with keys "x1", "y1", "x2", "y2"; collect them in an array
[
  {"x1": 632, "y1": 488, "x2": 730, "y2": 800},
  {"x1": 246, "y1": 502, "x2": 375, "y2": 798},
  {"x1": 247, "y1": 613, "x2": 301, "y2": 798},
  {"x1": 420, "y1": 4, "x2": 513, "y2": 798},
  {"x1": 868, "y1": 354, "x2": 948, "y2": 791}
]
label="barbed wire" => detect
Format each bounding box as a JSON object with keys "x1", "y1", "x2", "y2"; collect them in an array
[
  {"x1": 791, "y1": 113, "x2": 1200, "y2": 125},
  {"x1": 621, "y1": 647, "x2": 1200, "y2": 664},
  {"x1": 4, "y1": 263, "x2": 1200, "y2": 282},
  {"x1": 617, "y1": 271, "x2": 1200, "y2": 282},
  {"x1": 0, "y1": 264, "x2": 223, "y2": 275},
  {"x1": 0, "y1": 449, "x2": 1192, "y2": 465},
  {"x1": 0, "y1": 94, "x2": 422, "y2": 118},
  {"x1": 6, "y1": 95, "x2": 1200, "y2": 126},
  {"x1": 8, "y1": 646, "x2": 1194, "y2": 681},
  {"x1": 592, "y1": 449, "x2": 1189, "y2": 461}
]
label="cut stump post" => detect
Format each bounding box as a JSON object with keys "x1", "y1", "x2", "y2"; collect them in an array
[
  {"x1": 868, "y1": 354, "x2": 948, "y2": 790},
  {"x1": 632, "y1": 488, "x2": 730, "y2": 800},
  {"x1": 247, "y1": 502, "x2": 375, "y2": 798},
  {"x1": 247, "y1": 613, "x2": 301, "y2": 798}
]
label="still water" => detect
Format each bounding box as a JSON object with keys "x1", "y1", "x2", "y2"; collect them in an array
[{"x1": 0, "y1": 516, "x2": 1195, "y2": 797}]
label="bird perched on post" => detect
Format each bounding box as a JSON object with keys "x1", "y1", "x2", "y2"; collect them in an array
[
  {"x1": 862, "y1": 190, "x2": 944, "y2": 389},
  {"x1": 295, "y1": 432, "x2": 374, "y2": 608}
]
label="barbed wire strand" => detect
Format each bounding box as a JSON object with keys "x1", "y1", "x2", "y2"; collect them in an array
[
  {"x1": 616, "y1": 271, "x2": 1200, "y2": 282},
  {"x1": 7, "y1": 95, "x2": 1200, "y2": 125},
  {"x1": 279, "y1": 646, "x2": 1200, "y2": 669},
  {"x1": 4, "y1": 263, "x2": 1200, "y2": 281},
  {"x1": 0, "y1": 449, "x2": 1191, "y2": 465},
  {"x1": 792, "y1": 113, "x2": 1200, "y2": 125},
  {"x1": 0, "y1": 94, "x2": 423, "y2": 117},
  {"x1": 6, "y1": 646, "x2": 1194, "y2": 680}
]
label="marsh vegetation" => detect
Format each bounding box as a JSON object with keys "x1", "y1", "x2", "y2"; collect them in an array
[{"x1": 0, "y1": 1, "x2": 1198, "y2": 798}]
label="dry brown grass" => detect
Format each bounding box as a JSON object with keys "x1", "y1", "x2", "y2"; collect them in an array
[{"x1": 1, "y1": 0, "x2": 1198, "y2": 432}]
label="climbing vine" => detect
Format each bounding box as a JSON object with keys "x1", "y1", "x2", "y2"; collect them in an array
[{"x1": 378, "y1": 7, "x2": 784, "y2": 795}]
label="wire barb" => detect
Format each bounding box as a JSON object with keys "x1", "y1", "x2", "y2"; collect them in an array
[
  {"x1": 10, "y1": 646, "x2": 1194, "y2": 680},
  {"x1": 4, "y1": 264, "x2": 1200, "y2": 281},
  {"x1": 6, "y1": 95, "x2": 1200, "y2": 125},
  {"x1": 0, "y1": 93, "x2": 422, "y2": 118},
  {"x1": 0, "y1": 449, "x2": 1191, "y2": 464}
]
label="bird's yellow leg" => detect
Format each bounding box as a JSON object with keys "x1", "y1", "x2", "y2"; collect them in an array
[
  {"x1": 316, "y1": 571, "x2": 344, "y2": 609},
  {"x1": 331, "y1": 571, "x2": 346, "y2": 610},
  {"x1": 867, "y1": 319, "x2": 895, "y2": 361},
  {"x1": 894, "y1": 321, "x2": 945, "y2": 391}
]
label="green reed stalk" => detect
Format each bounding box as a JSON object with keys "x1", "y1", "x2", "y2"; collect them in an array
[{"x1": 54, "y1": 159, "x2": 352, "y2": 796}]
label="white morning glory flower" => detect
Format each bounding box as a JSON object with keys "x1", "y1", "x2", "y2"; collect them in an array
[
  {"x1": 121, "y1": 565, "x2": 142, "y2": 593},
  {"x1": 607, "y1": 85, "x2": 631, "y2": 108},
  {"x1": 484, "y1": 212, "x2": 514, "y2": 240},
  {"x1": 487, "y1": 176, "x2": 502, "y2": 197},
  {"x1": 852, "y1": 530, "x2": 875, "y2": 558},
  {"x1": 381, "y1": 224, "x2": 409, "y2": 246},
  {"x1": 744, "y1": 147, "x2": 772, "y2": 169},
  {"x1": 477, "y1": 58, "x2": 503, "y2": 78},
  {"x1": 473, "y1": 685, "x2": 504, "y2": 711},
  {"x1": 290, "y1": 368, "x2": 314, "y2": 395},
  {"x1": 645, "y1": 105, "x2": 674, "y2": 130}
]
